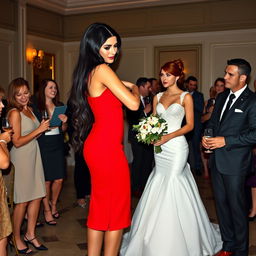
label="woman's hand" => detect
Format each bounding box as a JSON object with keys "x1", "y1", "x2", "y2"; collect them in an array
[
  {"x1": 153, "y1": 134, "x2": 171, "y2": 146},
  {"x1": 0, "y1": 131, "x2": 12, "y2": 144},
  {"x1": 38, "y1": 119, "x2": 50, "y2": 133},
  {"x1": 58, "y1": 114, "x2": 68, "y2": 123}
]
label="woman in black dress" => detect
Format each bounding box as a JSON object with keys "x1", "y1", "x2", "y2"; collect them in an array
[{"x1": 32, "y1": 79, "x2": 67, "y2": 224}]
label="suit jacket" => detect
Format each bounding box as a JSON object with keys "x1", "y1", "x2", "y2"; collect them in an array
[
  {"x1": 126, "y1": 100, "x2": 147, "y2": 142},
  {"x1": 192, "y1": 91, "x2": 204, "y2": 128},
  {"x1": 186, "y1": 91, "x2": 204, "y2": 140},
  {"x1": 208, "y1": 87, "x2": 256, "y2": 175}
]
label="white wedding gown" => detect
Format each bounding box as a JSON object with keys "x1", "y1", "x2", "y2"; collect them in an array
[{"x1": 120, "y1": 92, "x2": 222, "y2": 256}]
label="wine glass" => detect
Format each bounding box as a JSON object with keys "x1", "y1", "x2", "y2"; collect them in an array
[
  {"x1": 42, "y1": 110, "x2": 50, "y2": 121},
  {"x1": 42, "y1": 110, "x2": 51, "y2": 131},
  {"x1": 204, "y1": 128, "x2": 213, "y2": 153},
  {"x1": 1, "y1": 117, "x2": 12, "y2": 132}
]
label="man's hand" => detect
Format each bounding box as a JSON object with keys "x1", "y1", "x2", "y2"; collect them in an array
[{"x1": 203, "y1": 136, "x2": 226, "y2": 150}]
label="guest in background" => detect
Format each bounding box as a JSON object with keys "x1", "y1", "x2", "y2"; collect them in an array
[
  {"x1": 149, "y1": 78, "x2": 161, "y2": 97},
  {"x1": 126, "y1": 77, "x2": 154, "y2": 196},
  {"x1": 201, "y1": 78, "x2": 225, "y2": 125},
  {"x1": 32, "y1": 79, "x2": 67, "y2": 224},
  {"x1": 8, "y1": 77, "x2": 49, "y2": 254},
  {"x1": 246, "y1": 79, "x2": 256, "y2": 221},
  {"x1": 0, "y1": 87, "x2": 7, "y2": 130},
  {"x1": 68, "y1": 23, "x2": 140, "y2": 256},
  {"x1": 246, "y1": 147, "x2": 256, "y2": 221},
  {"x1": 0, "y1": 94, "x2": 12, "y2": 256},
  {"x1": 185, "y1": 76, "x2": 204, "y2": 175},
  {"x1": 201, "y1": 78, "x2": 225, "y2": 178},
  {"x1": 74, "y1": 153, "x2": 91, "y2": 208}
]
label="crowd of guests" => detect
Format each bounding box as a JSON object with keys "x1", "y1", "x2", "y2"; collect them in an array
[
  {"x1": 0, "y1": 78, "x2": 68, "y2": 255},
  {"x1": 0, "y1": 22, "x2": 256, "y2": 256}
]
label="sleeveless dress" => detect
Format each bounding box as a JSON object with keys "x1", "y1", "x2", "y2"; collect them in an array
[
  {"x1": 10, "y1": 111, "x2": 46, "y2": 203},
  {"x1": 120, "y1": 92, "x2": 222, "y2": 256},
  {"x1": 84, "y1": 88, "x2": 131, "y2": 231}
]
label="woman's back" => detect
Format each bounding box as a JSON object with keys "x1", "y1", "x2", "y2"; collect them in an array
[{"x1": 86, "y1": 88, "x2": 124, "y2": 145}]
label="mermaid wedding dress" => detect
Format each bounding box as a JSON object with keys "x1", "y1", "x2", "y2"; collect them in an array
[{"x1": 120, "y1": 91, "x2": 222, "y2": 256}]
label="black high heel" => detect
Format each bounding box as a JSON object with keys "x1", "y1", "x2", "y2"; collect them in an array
[
  {"x1": 17, "y1": 247, "x2": 33, "y2": 255},
  {"x1": 23, "y1": 217, "x2": 44, "y2": 228},
  {"x1": 248, "y1": 215, "x2": 256, "y2": 222},
  {"x1": 44, "y1": 210, "x2": 57, "y2": 225},
  {"x1": 9, "y1": 239, "x2": 33, "y2": 254},
  {"x1": 24, "y1": 235, "x2": 48, "y2": 251}
]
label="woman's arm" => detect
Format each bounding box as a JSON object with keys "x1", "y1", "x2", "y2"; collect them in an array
[
  {"x1": 152, "y1": 95, "x2": 158, "y2": 115},
  {"x1": 93, "y1": 64, "x2": 140, "y2": 111},
  {"x1": 9, "y1": 109, "x2": 50, "y2": 148},
  {"x1": 154, "y1": 93, "x2": 194, "y2": 146},
  {"x1": 0, "y1": 132, "x2": 11, "y2": 169}
]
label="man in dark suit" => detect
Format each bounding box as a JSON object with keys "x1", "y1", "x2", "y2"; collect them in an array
[
  {"x1": 202, "y1": 58, "x2": 256, "y2": 256},
  {"x1": 126, "y1": 77, "x2": 154, "y2": 196},
  {"x1": 186, "y1": 76, "x2": 204, "y2": 175}
]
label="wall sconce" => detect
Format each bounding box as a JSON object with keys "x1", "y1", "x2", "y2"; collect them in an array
[{"x1": 26, "y1": 48, "x2": 44, "y2": 69}]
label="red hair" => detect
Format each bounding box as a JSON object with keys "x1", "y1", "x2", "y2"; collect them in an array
[{"x1": 160, "y1": 59, "x2": 185, "y2": 89}]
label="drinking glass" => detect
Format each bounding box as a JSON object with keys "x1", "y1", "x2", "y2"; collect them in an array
[
  {"x1": 204, "y1": 128, "x2": 213, "y2": 153},
  {"x1": 1, "y1": 117, "x2": 12, "y2": 132},
  {"x1": 42, "y1": 110, "x2": 50, "y2": 121}
]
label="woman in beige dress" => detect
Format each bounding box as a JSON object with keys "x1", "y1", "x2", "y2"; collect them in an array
[
  {"x1": 8, "y1": 78, "x2": 49, "y2": 254},
  {"x1": 0, "y1": 93, "x2": 12, "y2": 256}
]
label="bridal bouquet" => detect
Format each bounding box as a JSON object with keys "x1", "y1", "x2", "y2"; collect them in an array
[{"x1": 133, "y1": 114, "x2": 168, "y2": 153}]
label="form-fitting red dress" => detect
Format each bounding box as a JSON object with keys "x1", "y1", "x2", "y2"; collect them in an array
[{"x1": 84, "y1": 88, "x2": 131, "y2": 231}]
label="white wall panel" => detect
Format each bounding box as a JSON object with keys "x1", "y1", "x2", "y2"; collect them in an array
[
  {"x1": 63, "y1": 42, "x2": 79, "y2": 101},
  {"x1": 116, "y1": 48, "x2": 147, "y2": 84},
  {"x1": 0, "y1": 28, "x2": 15, "y2": 91},
  {"x1": 210, "y1": 42, "x2": 256, "y2": 87}
]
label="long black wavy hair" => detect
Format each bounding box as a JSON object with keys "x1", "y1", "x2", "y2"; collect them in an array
[{"x1": 68, "y1": 23, "x2": 121, "y2": 152}]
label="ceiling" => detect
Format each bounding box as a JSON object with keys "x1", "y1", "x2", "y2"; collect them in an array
[{"x1": 27, "y1": 0, "x2": 212, "y2": 15}]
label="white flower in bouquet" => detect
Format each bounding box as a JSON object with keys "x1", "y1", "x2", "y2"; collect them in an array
[{"x1": 133, "y1": 114, "x2": 168, "y2": 153}]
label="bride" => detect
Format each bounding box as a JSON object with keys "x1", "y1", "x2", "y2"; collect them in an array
[{"x1": 120, "y1": 59, "x2": 222, "y2": 256}]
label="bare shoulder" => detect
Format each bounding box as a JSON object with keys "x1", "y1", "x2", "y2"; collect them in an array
[
  {"x1": 93, "y1": 63, "x2": 117, "y2": 82},
  {"x1": 8, "y1": 108, "x2": 20, "y2": 118},
  {"x1": 184, "y1": 92, "x2": 192, "y2": 101},
  {"x1": 95, "y1": 63, "x2": 114, "y2": 74},
  {"x1": 183, "y1": 92, "x2": 193, "y2": 106}
]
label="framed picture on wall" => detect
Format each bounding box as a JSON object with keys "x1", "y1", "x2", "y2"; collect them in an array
[
  {"x1": 33, "y1": 52, "x2": 55, "y2": 95},
  {"x1": 154, "y1": 44, "x2": 202, "y2": 90}
]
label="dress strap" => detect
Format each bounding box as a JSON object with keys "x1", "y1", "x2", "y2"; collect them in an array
[
  {"x1": 180, "y1": 91, "x2": 189, "y2": 105},
  {"x1": 156, "y1": 92, "x2": 164, "y2": 102}
]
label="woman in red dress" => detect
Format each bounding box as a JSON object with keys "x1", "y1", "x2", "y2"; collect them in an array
[{"x1": 69, "y1": 23, "x2": 140, "y2": 256}]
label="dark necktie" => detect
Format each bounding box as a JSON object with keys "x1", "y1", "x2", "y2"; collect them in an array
[
  {"x1": 143, "y1": 97, "x2": 149, "y2": 105},
  {"x1": 221, "y1": 93, "x2": 236, "y2": 122}
]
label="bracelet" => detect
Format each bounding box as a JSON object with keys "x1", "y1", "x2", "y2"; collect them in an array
[{"x1": 0, "y1": 139, "x2": 7, "y2": 144}]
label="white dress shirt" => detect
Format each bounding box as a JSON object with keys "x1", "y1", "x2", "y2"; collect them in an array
[{"x1": 220, "y1": 85, "x2": 247, "y2": 120}]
